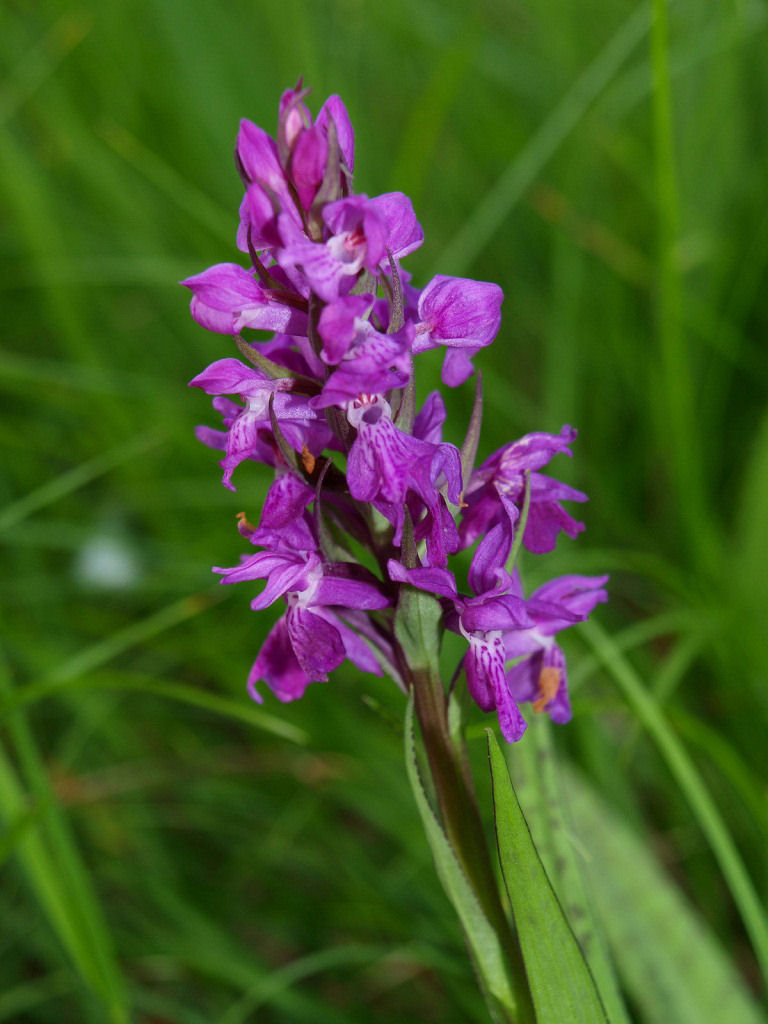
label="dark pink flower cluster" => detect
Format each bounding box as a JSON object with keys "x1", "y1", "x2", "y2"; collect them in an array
[{"x1": 185, "y1": 83, "x2": 607, "y2": 741}]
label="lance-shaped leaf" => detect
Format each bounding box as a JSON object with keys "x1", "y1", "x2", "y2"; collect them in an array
[{"x1": 487, "y1": 730, "x2": 609, "y2": 1024}]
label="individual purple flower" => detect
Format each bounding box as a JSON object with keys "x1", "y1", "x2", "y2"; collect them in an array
[
  {"x1": 504, "y1": 574, "x2": 609, "y2": 723},
  {"x1": 215, "y1": 548, "x2": 390, "y2": 699},
  {"x1": 276, "y1": 195, "x2": 386, "y2": 302},
  {"x1": 182, "y1": 263, "x2": 308, "y2": 336},
  {"x1": 346, "y1": 394, "x2": 462, "y2": 560},
  {"x1": 189, "y1": 357, "x2": 325, "y2": 489},
  {"x1": 412, "y1": 275, "x2": 503, "y2": 386},
  {"x1": 460, "y1": 426, "x2": 587, "y2": 554},
  {"x1": 276, "y1": 193, "x2": 421, "y2": 303}
]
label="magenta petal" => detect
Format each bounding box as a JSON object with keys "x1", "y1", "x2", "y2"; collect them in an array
[
  {"x1": 418, "y1": 275, "x2": 503, "y2": 349},
  {"x1": 287, "y1": 606, "x2": 345, "y2": 680},
  {"x1": 413, "y1": 391, "x2": 447, "y2": 444},
  {"x1": 313, "y1": 567, "x2": 390, "y2": 610},
  {"x1": 317, "y1": 294, "x2": 374, "y2": 363},
  {"x1": 467, "y1": 522, "x2": 513, "y2": 595},
  {"x1": 189, "y1": 358, "x2": 268, "y2": 396},
  {"x1": 460, "y1": 594, "x2": 532, "y2": 633},
  {"x1": 441, "y1": 348, "x2": 477, "y2": 387},
  {"x1": 495, "y1": 685, "x2": 528, "y2": 742},
  {"x1": 369, "y1": 192, "x2": 423, "y2": 260},
  {"x1": 386, "y1": 560, "x2": 458, "y2": 601},
  {"x1": 236, "y1": 119, "x2": 297, "y2": 221},
  {"x1": 529, "y1": 575, "x2": 609, "y2": 630},
  {"x1": 334, "y1": 620, "x2": 382, "y2": 675},
  {"x1": 465, "y1": 634, "x2": 527, "y2": 741},
  {"x1": 249, "y1": 617, "x2": 313, "y2": 702},
  {"x1": 260, "y1": 473, "x2": 315, "y2": 529},
  {"x1": 182, "y1": 264, "x2": 306, "y2": 335},
  {"x1": 291, "y1": 124, "x2": 328, "y2": 209},
  {"x1": 316, "y1": 94, "x2": 355, "y2": 170}
]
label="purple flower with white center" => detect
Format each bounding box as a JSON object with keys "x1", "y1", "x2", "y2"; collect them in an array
[
  {"x1": 413, "y1": 275, "x2": 503, "y2": 386},
  {"x1": 460, "y1": 425, "x2": 588, "y2": 554},
  {"x1": 504, "y1": 574, "x2": 609, "y2": 722},
  {"x1": 276, "y1": 193, "x2": 422, "y2": 303}
]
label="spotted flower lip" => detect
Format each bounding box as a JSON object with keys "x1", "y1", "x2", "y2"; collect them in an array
[{"x1": 185, "y1": 83, "x2": 607, "y2": 737}]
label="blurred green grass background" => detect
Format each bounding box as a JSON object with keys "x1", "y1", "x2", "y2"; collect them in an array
[{"x1": 2, "y1": 0, "x2": 767, "y2": 1021}]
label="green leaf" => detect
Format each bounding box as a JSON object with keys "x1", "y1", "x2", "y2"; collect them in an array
[
  {"x1": 487, "y1": 730, "x2": 609, "y2": 1024},
  {"x1": 507, "y1": 718, "x2": 630, "y2": 1024},
  {"x1": 0, "y1": 671, "x2": 129, "y2": 1023},
  {"x1": 405, "y1": 694, "x2": 516, "y2": 1021},
  {"x1": 563, "y1": 767, "x2": 768, "y2": 1024}
]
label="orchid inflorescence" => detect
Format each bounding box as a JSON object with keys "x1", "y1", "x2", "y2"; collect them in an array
[{"x1": 184, "y1": 83, "x2": 607, "y2": 742}]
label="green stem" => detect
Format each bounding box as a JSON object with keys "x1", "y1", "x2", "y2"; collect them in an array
[{"x1": 409, "y1": 663, "x2": 535, "y2": 1023}]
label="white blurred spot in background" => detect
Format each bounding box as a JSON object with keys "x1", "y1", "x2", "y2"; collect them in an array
[{"x1": 74, "y1": 531, "x2": 142, "y2": 590}]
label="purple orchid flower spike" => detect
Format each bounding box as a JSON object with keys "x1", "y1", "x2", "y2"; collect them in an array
[
  {"x1": 185, "y1": 83, "x2": 612, "y2": 1024},
  {"x1": 185, "y1": 82, "x2": 607, "y2": 751}
]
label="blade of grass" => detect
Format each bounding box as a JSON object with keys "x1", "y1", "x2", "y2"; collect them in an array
[
  {"x1": 435, "y1": 3, "x2": 650, "y2": 276},
  {"x1": 0, "y1": 587, "x2": 307, "y2": 743},
  {"x1": 0, "y1": 652, "x2": 129, "y2": 1024},
  {"x1": 2, "y1": 669, "x2": 308, "y2": 746},
  {"x1": 0, "y1": 430, "x2": 163, "y2": 534},
  {"x1": 580, "y1": 617, "x2": 768, "y2": 987},
  {"x1": 216, "y1": 944, "x2": 393, "y2": 1024},
  {"x1": 650, "y1": 0, "x2": 717, "y2": 570}
]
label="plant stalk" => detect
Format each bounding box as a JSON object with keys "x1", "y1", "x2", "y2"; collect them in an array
[{"x1": 409, "y1": 662, "x2": 535, "y2": 1023}]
